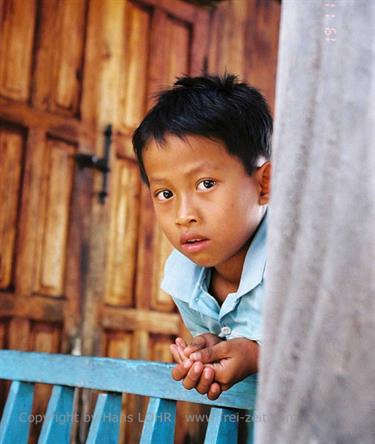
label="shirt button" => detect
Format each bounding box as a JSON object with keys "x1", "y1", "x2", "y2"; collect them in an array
[{"x1": 221, "y1": 326, "x2": 232, "y2": 336}]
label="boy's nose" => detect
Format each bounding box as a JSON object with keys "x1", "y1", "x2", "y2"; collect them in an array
[
  {"x1": 175, "y1": 213, "x2": 197, "y2": 226},
  {"x1": 175, "y1": 200, "x2": 198, "y2": 226}
]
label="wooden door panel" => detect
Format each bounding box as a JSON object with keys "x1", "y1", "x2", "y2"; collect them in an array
[
  {"x1": 31, "y1": 139, "x2": 75, "y2": 297},
  {"x1": 0, "y1": 0, "x2": 37, "y2": 101},
  {"x1": 208, "y1": 0, "x2": 281, "y2": 113},
  {"x1": 0, "y1": 125, "x2": 25, "y2": 290},
  {"x1": 32, "y1": 0, "x2": 87, "y2": 115},
  {"x1": 120, "y1": 1, "x2": 152, "y2": 130},
  {"x1": 150, "y1": 228, "x2": 174, "y2": 311},
  {"x1": 104, "y1": 159, "x2": 141, "y2": 307}
]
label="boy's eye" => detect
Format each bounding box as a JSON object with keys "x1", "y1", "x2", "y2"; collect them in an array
[
  {"x1": 197, "y1": 179, "x2": 216, "y2": 191},
  {"x1": 155, "y1": 189, "x2": 173, "y2": 201}
]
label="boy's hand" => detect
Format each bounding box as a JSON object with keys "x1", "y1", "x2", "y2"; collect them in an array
[
  {"x1": 169, "y1": 334, "x2": 224, "y2": 399},
  {"x1": 169, "y1": 333, "x2": 222, "y2": 364},
  {"x1": 173, "y1": 338, "x2": 259, "y2": 400},
  {"x1": 188, "y1": 338, "x2": 259, "y2": 395}
]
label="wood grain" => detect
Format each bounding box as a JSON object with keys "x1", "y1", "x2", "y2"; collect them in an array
[
  {"x1": 32, "y1": 0, "x2": 87, "y2": 116},
  {"x1": 0, "y1": 0, "x2": 37, "y2": 100},
  {"x1": 102, "y1": 306, "x2": 180, "y2": 335},
  {"x1": 105, "y1": 159, "x2": 141, "y2": 306},
  {"x1": 33, "y1": 138, "x2": 75, "y2": 297},
  {"x1": 119, "y1": 1, "x2": 151, "y2": 129},
  {"x1": 0, "y1": 126, "x2": 24, "y2": 289}
]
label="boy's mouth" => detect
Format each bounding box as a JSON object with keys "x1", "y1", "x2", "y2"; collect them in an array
[{"x1": 180, "y1": 234, "x2": 210, "y2": 253}]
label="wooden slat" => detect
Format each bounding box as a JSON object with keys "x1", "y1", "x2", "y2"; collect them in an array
[
  {"x1": 86, "y1": 393, "x2": 122, "y2": 444},
  {"x1": 138, "y1": 0, "x2": 197, "y2": 22},
  {"x1": 207, "y1": 0, "x2": 281, "y2": 112},
  {"x1": 208, "y1": 0, "x2": 246, "y2": 76},
  {"x1": 15, "y1": 129, "x2": 48, "y2": 297},
  {"x1": 38, "y1": 385, "x2": 75, "y2": 444},
  {"x1": 164, "y1": 15, "x2": 190, "y2": 84},
  {"x1": 204, "y1": 407, "x2": 239, "y2": 444},
  {"x1": 106, "y1": 331, "x2": 132, "y2": 359},
  {"x1": 0, "y1": 293, "x2": 63, "y2": 322},
  {"x1": 0, "y1": 322, "x2": 5, "y2": 349},
  {"x1": 125, "y1": 330, "x2": 150, "y2": 444},
  {"x1": 0, "y1": 0, "x2": 37, "y2": 101},
  {"x1": 105, "y1": 332, "x2": 132, "y2": 444},
  {"x1": 0, "y1": 100, "x2": 95, "y2": 145},
  {"x1": 135, "y1": 187, "x2": 158, "y2": 310},
  {"x1": 33, "y1": 139, "x2": 75, "y2": 297},
  {"x1": 31, "y1": 322, "x2": 61, "y2": 354},
  {"x1": 0, "y1": 351, "x2": 257, "y2": 410},
  {"x1": 190, "y1": 9, "x2": 209, "y2": 76},
  {"x1": 120, "y1": 1, "x2": 151, "y2": 129},
  {"x1": 150, "y1": 335, "x2": 173, "y2": 363},
  {"x1": 80, "y1": 0, "x2": 124, "y2": 127},
  {"x1": 244, "y1": 0, "x2": 281, "y2": 112},
  {"x1": 139, "y1": 398, "x2": 176, "y2": 444},
  {"x1": 0, "y1": 381, "x2": 34, "y2": 444},
  {"x1": 29, "y1": 323, "x2": 62, "y2": 442},
  {"x1": 102, "y1": 306, "x2": 180, "y2": 336},
  {"x1": 7, "y1": 318, "x2": 29, "y2": 351},
  {"x1": 105, "y1": 159, "x2": 141, "y2": 306},
  {"x1": 150, "y1": 227, "x2": 174, "y2": 312},
  {"x1": 32, "y1": 0, "x2": 86, "y2": 116},
  {"x1": 147, "y1": 8, "x2": 168, "y2": 102},
  {"x1": 0, "y1": 127, "x2": 24, "y2": 289}
]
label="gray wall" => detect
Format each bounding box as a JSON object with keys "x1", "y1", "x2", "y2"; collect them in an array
[{"x1": 256, "y1": 1, "x2": 375, "y2": 443}]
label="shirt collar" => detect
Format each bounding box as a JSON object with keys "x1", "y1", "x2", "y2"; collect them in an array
[{"x1": 236, "y1": 210, "x2": 268, "y2": 297}]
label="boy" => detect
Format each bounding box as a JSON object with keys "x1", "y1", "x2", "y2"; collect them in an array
[{"x1": 132, "y1": 74, "x2": 272, "y2": 400}]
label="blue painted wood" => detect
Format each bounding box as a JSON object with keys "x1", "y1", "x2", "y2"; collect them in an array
[
  {"x1": 0, "y1": 351, "x2": 257, "y2": 410},
  {"x1": 0, "y1": 381, "x2": 34, "y2": 444},
  {"x1": 140, "y1": 398, "x2": 176, "y2": 444},
  {"x1": 37, "y1": 385, "x2": 75, "y2": 444},
  {"x1": 204, "y1": 407, "x2": 239, "y2": 444},
  {"x1": 86, "y1": 393, "x2": 122, "y2": 444}
]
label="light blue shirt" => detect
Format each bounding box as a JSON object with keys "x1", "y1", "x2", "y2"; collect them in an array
[{"x1": 160, "y1": 213, "x2": 267, "y2": 343}]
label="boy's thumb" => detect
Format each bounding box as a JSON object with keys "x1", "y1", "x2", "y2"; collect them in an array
[
  {"x1": 189, "y1": 342, "x2": 226, "y2": 363},
  {"x1": 184, "y1": 335, "x2": 207, "y2": 355},
  {"x1": 190, "y1": 335, "x2": 207, "y2": 348}
]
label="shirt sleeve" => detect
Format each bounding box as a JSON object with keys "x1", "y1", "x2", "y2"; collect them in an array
[{"x1": 172, "y1": 297, "x2": 211, "y2": 337}]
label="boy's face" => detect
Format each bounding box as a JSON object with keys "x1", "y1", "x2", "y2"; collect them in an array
[{"x1": 143, "y1": 134, "x2": 268, "y2": 270}]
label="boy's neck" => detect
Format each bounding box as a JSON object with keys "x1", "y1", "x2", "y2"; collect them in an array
[
  {"x1": 209, "y1": 237, "x2": 251, "y2": 305},
  {"x1": 209, "y1": 209, "x2": 267, "y2": 305}
]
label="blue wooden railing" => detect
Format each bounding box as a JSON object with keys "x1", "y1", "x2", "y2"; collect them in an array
[{"x1": 0, "y1": 350, "x2": 257, "y2": 443}]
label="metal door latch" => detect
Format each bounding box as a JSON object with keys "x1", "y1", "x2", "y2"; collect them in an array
[{"x1": 75, "y1": 124, "x2": 112, "y2": 204}]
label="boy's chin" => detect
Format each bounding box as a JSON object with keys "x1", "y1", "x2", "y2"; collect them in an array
[{"x1": 178, "y1": 250, "x2": 217, "y2": 268}]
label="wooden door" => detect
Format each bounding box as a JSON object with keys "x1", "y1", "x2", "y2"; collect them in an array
[
  {"x1": 0, "y1": 0, "x2": 209, "y2": 442},
  {"x1": 0, "y1": 0, "x2": 281, "y2": 442}
]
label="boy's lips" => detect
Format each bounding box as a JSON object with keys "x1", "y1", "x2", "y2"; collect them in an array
[{"x1": 180, "y1": 233, "x2": 210, "y2": 253}]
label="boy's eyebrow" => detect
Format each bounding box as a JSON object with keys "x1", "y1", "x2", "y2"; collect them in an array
[{"x1": 149, "y1": 162, "x2": 220, "y2": 184}]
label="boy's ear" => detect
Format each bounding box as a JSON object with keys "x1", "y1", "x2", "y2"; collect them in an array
[{"x1": 255, "y1": 161, "x2": 271, "y2": 205}]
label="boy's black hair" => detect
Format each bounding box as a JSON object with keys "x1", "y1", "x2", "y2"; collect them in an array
[{"x1": 132, "y1": 74, "x2": 273, "y2": 185}]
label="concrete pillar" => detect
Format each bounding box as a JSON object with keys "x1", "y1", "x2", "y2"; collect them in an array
[{"x1": 256, "y1": 1, "x2": 375, "y2": 443}]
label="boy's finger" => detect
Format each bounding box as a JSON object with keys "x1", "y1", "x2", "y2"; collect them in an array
[
  {"x1": 177, "y1": 345, "x2": 188, "y2": 362},
  {"x1": 171, "y1": 359, "x2": 192, "y2": 381},
  {"x1": 183, "y1": 336, "x2": 207, "y2": 356},
  {"x1": 182, "y1": 361, "x2": 204, "y2": 390},
  {"x1": 170, "y1": 344, "x2": 183, "y2": 364},
  {"x1": 175, "y1": 337, "x2": 187, "y2": 348},
  {"x1": 207, "y1": 382, "x2": 222, "y2": 400},
  {"x1": 194, "y1": 366, "x2": 215, "y2": 395},
  {"x1": 189, "y1": 342, "x2": 227, "y2": 363}
]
